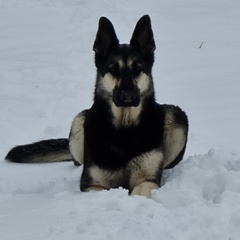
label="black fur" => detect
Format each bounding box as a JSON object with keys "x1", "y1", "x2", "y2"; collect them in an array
[{"x1": 83, "y1": 104, "x2": 165, "y2": 170}]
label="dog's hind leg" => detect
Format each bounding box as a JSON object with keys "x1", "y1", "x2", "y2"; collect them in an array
[
  {"x1": 69, "y1": 111, "x2": 87, "y2": 166},
  {"x1": 162, "y1": 105, "x2": 188, "y2": 169}
]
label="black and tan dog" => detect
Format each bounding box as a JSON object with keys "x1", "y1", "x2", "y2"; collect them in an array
[{"x1": 6, "y1": 15, "x2": 188, "y2": 198}]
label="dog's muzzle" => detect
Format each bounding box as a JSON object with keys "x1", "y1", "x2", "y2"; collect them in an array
[{"x1": 113, "y1": 89, "x2": 140, "y2": 107}]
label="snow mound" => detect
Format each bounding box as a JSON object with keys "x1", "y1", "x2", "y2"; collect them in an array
[{"x1": 1, "y1": 151, "x2": 240, "y2": 240}]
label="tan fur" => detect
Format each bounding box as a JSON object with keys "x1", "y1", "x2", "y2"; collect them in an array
[
  {"x1": 136, "y1": 73, "x2": 151, "y2": 93},
  {"x1": 111, "y1": 102, "x2": 142, "y2": 128},
  {"x1": 128, "y1": 150, "x2": 163, "y2": 192},
  {"x1": 163, "y1": 110, "x2": 187, "y2": 168},
  {"x1": 89, "y1": 166, "x2": 125, "y2": 189},
  {"x1": 131, "y1": 182, "x2": 159, "y2": 198},
  {"x1": 101, "y1": 74, "x2": 117, "y2": 93},
  {"x1": 98, "y1": 60, "x2": 124, "y2": 94},
  {"x1": 69, "y1": 112, "x2": 85, "y2": 164},
  {"x1": 83, "y1": 185, "x2": 106, "y2": 192}
]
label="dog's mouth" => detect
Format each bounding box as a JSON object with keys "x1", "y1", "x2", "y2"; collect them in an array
[{"x1": 113, "y1": 100, "x2": 139, "y2": 107}]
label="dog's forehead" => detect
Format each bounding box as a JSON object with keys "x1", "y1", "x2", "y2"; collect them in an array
[
  {"x1": 110, "y1": 57, "x2": 137, "y2": 67},
  {"x1": 109, "y1": 44, "x2": 142, "y2": 66}
]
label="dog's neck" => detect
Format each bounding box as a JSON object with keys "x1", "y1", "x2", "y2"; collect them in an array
[
  {"x1": 110, "y1": 103, "x2": 143, "y2": 128},
  {"x1": 111, "y1": 93, "x2": 156, "y2": 128}
]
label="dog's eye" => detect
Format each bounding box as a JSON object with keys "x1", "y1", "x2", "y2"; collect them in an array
[
  {"x1": 108, "y1": 64, "x2": 118, "y2": 74},
  {"x1": 132, "y1": 64, "x2": 143, "y2": 75}
]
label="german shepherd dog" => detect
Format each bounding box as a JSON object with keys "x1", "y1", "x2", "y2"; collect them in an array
[{"x1": 5, "y1": 15, "x2": 188, "y2": 198}]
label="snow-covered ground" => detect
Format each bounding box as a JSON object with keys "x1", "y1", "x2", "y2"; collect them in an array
[{"x1": 0, "y1": 0, "x2": 240, "y2": 239}]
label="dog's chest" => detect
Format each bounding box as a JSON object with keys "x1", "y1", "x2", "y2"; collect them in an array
[{"x1": 84, "y1": 113, "x2": 164, "y2": 169}]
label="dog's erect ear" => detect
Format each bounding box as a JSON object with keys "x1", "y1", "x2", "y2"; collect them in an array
[
  {"x1": 130, "y1": 15, "x2": 156, "y2": 58},
  {"x1": 93, "y1": 17, "x2": 119, "y2": 57}
]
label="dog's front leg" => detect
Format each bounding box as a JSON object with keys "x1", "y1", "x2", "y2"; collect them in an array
[
  {"x1": 128, "y1": 149, "x2": 163, "y2": 198},
  {"x1": 80, "y1": 165, "x2": 108, "y2": 192}
]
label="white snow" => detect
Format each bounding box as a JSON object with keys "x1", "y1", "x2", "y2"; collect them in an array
[{"x1": 0, "y1": 0, "x2": 240, "y2": 239}]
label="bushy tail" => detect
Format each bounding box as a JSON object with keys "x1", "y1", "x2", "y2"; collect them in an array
[{"x1": 5, "y1": 138, "x2": 72, "y2": 163}]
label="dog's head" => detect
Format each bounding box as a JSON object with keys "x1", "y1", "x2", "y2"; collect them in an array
[{"x1": 93, "y1": 15, "x2": 156, "y2": 108}]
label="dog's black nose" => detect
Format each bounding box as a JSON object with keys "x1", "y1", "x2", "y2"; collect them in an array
[
  {"x1": 120, "y1": 90, "x2": 136, "y2": 103},
  {"x1": 113, "y1": 88, "x2": 140, "y2": 107}
]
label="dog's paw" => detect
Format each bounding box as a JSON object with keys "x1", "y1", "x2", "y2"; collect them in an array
[
  {"x1": 131, "y1": 182, "x2": 158, "y2": 198},
  {"x1": 83, "y1": 185, "x2": 106, "y2": 192}
]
